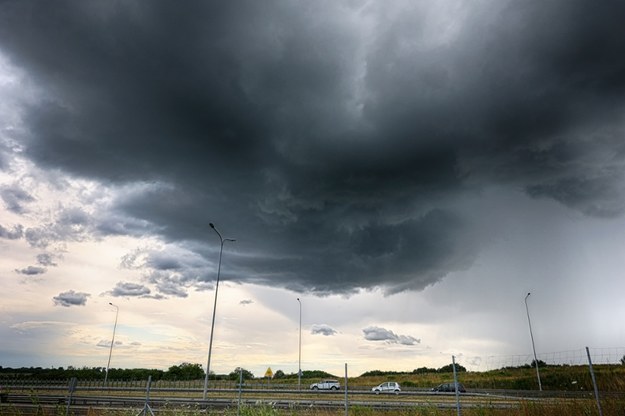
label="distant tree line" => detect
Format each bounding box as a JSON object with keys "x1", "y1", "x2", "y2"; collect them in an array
[
  {"x1": 360, "y1": 363, "x2": 467, "y2": 377},
  {"x1": 224, "y1": 369, "x2": 336, "y2": 381},
  {"x1": 272, "y1": 370, "x2": 336, "y2": 379},
  {"x1": 0, "y1": 362, "x2": 203, "y2": 381},
  {"x1": 0, "y1": 363, "x2": 338, "y2": 382},
  {"x1": 6, "y1": 358, "x2": 621, "y2": 382}
]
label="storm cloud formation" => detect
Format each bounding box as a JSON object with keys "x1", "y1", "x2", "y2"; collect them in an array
[{"x1": 1, "y1": 0, "x2": 625, "y2": 297}]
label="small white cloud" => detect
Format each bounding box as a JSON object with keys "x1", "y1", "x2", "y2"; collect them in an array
[
  {"x1": 97, "y1": 339, "x2": 123, "y2": 348},
  {"x1": 15, "y1": 265, "x2": 46, "y2": 275},
  {"x1": 311, "y1": 324, "x2": 338, "y2": 336},
  {"x1": 11, "y1": 321, "x2": 70, "y2": 331},
  {"x1": 363, "y1": 326, "x2": 420, "y2": 345},
  {"x1": 108, "y1": 281, "x2": 151, "y2": 297},
  {"x1": 53, "y1": 290, "x2": 90, "y2": 307}
]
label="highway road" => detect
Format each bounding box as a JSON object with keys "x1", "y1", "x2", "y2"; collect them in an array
[{"x1": 0, "y1": 386, "x2": 578, "y2": 415}]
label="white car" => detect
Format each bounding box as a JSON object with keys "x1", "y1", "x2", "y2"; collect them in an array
[
  {"x1": 371, "y1": 381, "x2": 401, "y2": 394},
  {"x1": 310, "y1": 379, "x2": 340, "y2": 390}
]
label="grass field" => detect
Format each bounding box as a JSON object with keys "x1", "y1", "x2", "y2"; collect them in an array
[
  {"x1": 1, "y1": 400, "x2": 620, "y2": 416},
  {"x1": 345, "y1": 363, "x2": 625, "y2": 392},
  {"x1": 1, "y1": 364, "x2": 624, "y2": 415}
]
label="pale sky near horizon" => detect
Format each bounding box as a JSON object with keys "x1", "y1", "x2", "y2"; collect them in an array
[{"x1": 1, "y1": 0, "x2": 625, "y2": 378}]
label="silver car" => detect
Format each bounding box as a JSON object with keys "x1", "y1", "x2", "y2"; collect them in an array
[
  {"x1": 371, "y1": 381, "x2": 401, "y2": 394},
  {"x1": 310, "y1": 380, "x2": 340, "y2": 390}
]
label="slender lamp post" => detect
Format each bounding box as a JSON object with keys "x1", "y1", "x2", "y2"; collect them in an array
[
  {"x1": 104, "y1": 302, "x2": 119, "y2": 385},
  {"x1": 203, "y1": 223, "x2": 235, "y2": 399},
  {"x1": 525, "y1": 292, "x2": 542, "y2": 391},
  {"x1": 297, "y1": 297, "x2": 302, "y2": 390}
]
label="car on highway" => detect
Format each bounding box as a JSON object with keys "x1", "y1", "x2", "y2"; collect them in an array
[
  {"x1": 310, "y1": 379, "x2": 340, "y2": 390},
  {"x1": 371, "y1": 381, "x2": 401, "y2": 394},
  {"x1": 431, "y1": 382, "x2": 466, "y2": 393}
]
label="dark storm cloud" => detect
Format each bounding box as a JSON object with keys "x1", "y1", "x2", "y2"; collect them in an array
[
  {"x1": 311, "y1": 324, "x2": 338, "y2": 336},
  {"x1": 53, "y1": 290, "x2": 90, "y2": 307},
  {"x1": 15, "y1": 265, "x2": 46, "y2": 275},
  {"x1": 119, "y1": 246, "x2": 210, "y2": 297},
  {"x1": 362, "y1": 326, "x2": 420, "y2": 346},
  {"x1": 145, "y1": 270, "x2": 190, "y2": 298},
  {"x1": 1, "y1": 0, "x2": 625, "y2": 295},
  {"x1": 23, "y1": 207, "x2": 95, "y2": 248}
]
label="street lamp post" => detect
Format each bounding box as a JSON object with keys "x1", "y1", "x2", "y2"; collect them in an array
[
  {"x1": 525, "y1": 292, "x2": 542, "y2": 391},
  {"x1": 104, "y1": 302, "x2": 119, "y2": 386},
  {"x1": 203, "y1": 223, "x2": 235, "y2": 400},
  {"x1": 297, "y1": 297, "x2": 302, "y2": 390}
]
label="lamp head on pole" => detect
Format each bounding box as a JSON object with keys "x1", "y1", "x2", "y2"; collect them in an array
[{"x1": 210, "y1": 222, "x2": 222, "y2": 241}]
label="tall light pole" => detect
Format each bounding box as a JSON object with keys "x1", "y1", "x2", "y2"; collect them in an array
[
  {"x1": 104, "y1": 302, "x2": 119, "y2": 385},
  {"x1": 525, "y1": 292, "x2": 542, "y2": 391},
  {"x1": 297, "y1": 297, "x2": 302, "y2": 390},
  {"x1": 203, "y1": 223, "x2": 235, "y2": 399}
]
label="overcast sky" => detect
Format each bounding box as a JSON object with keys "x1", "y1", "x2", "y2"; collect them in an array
[{"x1": 1, "y1": 0, "x2": 625, "y2": 378}]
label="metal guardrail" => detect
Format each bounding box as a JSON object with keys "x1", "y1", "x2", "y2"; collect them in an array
[
  {"x1": 2, "y1": 379, "x2": 620, "y2": 398},
  {"x1": 0, "y1": 392, "x2": 530, "y2": 412},
  {"x1": 2, "y1": 384, "x2": 622, "y2": 416}
]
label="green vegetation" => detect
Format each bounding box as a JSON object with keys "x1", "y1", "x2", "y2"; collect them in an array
[
  {"x1": 0, "y1": 365, "x2": 344, "y2": 382},
  {"x1": 229, "y1": 367, "x2": 255, "y2": 380},
  {"x1": 1, "y1": 363, "x2": 625, "y2": 416},
  {"x1": 362, "y1": 363, "x2": 466, "y2": 378},
  {"x1": 164, "y1": 363, "x2": 204, "y2": 380},
  {"x1": 352, "y1": 363, "x2": 625, "y2": 392},
  {"x1": 0, "y1": 363, "x2": 205, "y2": 382},
  {"x1": 2, "y1": 362, "x2": 625, "y2": 392},
  {"x1": 1, "y1": 400, "x2": 623, "y2": 416}
]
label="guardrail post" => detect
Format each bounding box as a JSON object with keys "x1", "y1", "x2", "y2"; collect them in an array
[
  {"x1": 586, "y1": 347, "x2": 603, "y2": 416},
  {"x1": 452, "y1": 355, "x2": 461, "y2": 416},
  {"x1": 136, "y1": 376, "x2": 155, "y2": 416},
  {"x1": 344, "y1": 363, "x2": 348, "y2": 416},
  {"x1": 66, "y1": 377, "x2": 77, "y2": 416},
  {"x1": 237, "y1": 367, "x2": 243, "y2": 416}
]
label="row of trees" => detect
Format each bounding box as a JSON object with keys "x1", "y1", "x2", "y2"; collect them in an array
[
  {"x1": 6, "y1": 358, "x2": 623, "y2": 381},
  {"x1": 0, "y1": 363, "x2": 203, "y2": 381},
  {"x1": 0, "y1": 362, "x2": 497, "y2": 381},
  {"x1": 361, "y1": 363, "x2": 467, "y2": 377},
  {"x1": 0, "y1": 364, "x2": 336, "y2": 382}
]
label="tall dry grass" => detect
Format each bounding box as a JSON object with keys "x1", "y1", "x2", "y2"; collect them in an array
[{"x1": 1, "y1": 398, "x2": 623, "y2": 416}]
